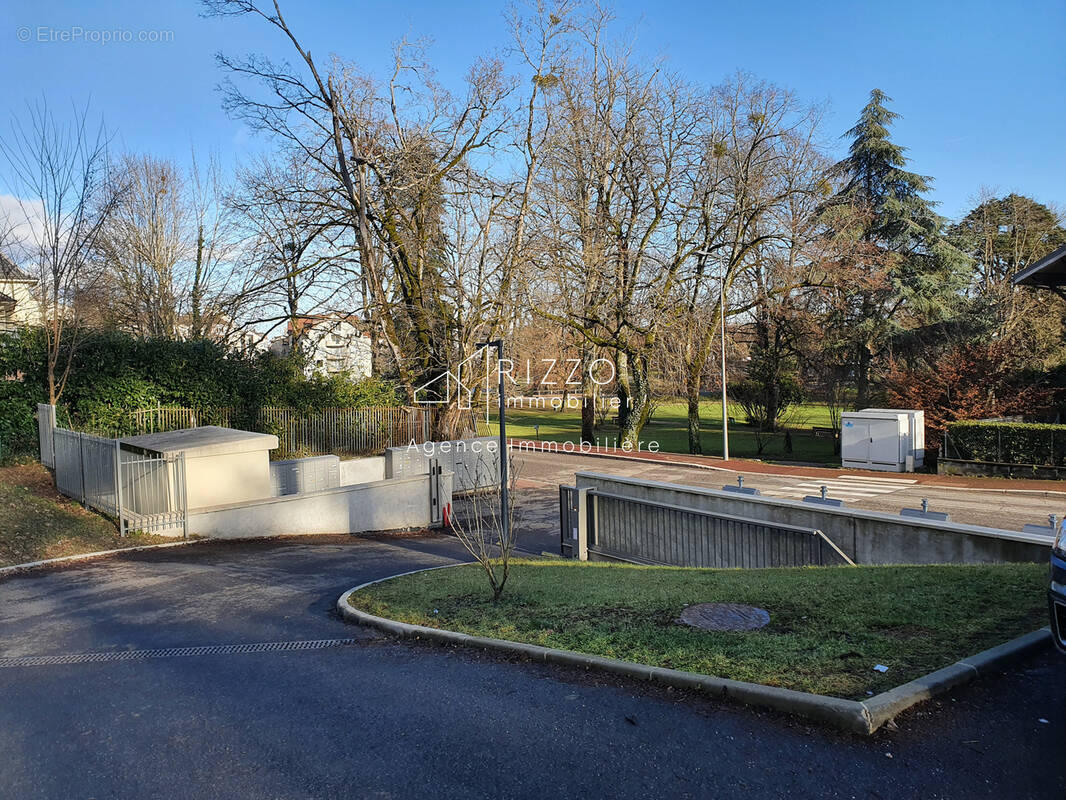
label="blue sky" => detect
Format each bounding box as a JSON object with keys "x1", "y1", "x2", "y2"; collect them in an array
[{"x1": 3, "y1": 0, "x2": 1064, "y2": 220}]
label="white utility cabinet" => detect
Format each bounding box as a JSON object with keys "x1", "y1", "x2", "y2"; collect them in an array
[
  {"x1": 860, "y1": 408, "x2": 925, "y2": 469},
  {"x1": 841, "y1": 409, "x2": 923, "y2": 472}
]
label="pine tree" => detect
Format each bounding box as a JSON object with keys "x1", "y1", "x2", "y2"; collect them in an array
[{"x1": 827, "y1": 89, "x2": 966, "y2": 407}]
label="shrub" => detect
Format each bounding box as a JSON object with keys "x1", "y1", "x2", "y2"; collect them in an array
[
  {"x1": 729, "y1": 374, "x2": 804, "y2": 431},
  {"x1": 945, "y1": 421, "x2": 1066, "y2": 466},
  {"x1": 0, "y1": 328, "x2": 403, "y2": 458}
]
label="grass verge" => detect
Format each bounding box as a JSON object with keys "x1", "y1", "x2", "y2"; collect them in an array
[
  {"x1": 492, "y1": 399, "x2": 839, "y2": 464},
  {"x1": 0, "y1": 463, "x2": 171, "y2": 568},
  {"x1": 348, "y1": 559, "x2": 1048, "y2": 698}
]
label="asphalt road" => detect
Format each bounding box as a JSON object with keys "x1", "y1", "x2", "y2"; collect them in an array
[{"x1": 1, "y1": 536, "x2": 1063, "y2": 799}]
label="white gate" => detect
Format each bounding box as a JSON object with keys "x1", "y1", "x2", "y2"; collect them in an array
[{"x1": 119, "y1": 450, "x2": 188, "y2": 536}]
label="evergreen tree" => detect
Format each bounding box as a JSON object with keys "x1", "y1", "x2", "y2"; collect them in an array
[
  {"x1": 826, "y1": 89, "x2": 966, "y2": 407},
  {"x1": 949, "y1": 193, "x2": 1066, "y2": 368}
]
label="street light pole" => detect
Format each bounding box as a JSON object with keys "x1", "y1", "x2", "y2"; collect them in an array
[
  {"x1": 476, "y1": 339, "x2": 508, "y2": 544},
  {"x1": 695, "y1": 249, "x2": 730, "y2": 462},
  {"x1": 719, "y1": 270, "x2": 729, "y2": 462}
]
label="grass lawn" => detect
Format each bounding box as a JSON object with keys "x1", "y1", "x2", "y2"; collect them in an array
[
  {"x1": 491, "y1": 399, "x2": 839, "y2": 465},
  {"x1": 0, "y1": 462, "x2": 171, "y2": 568},
  {"x1": 348, "y1": 559, "x2": 1048, "y2": 698}
]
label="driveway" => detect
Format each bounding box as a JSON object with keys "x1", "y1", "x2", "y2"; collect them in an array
[{"x1": 0, "y1": 536, "x2": 1062, "y2": 799}]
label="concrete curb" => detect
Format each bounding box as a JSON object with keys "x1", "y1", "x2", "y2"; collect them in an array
[
  {"x1": 0, "y1": 540, "x2": 199, "y2": 578},
  {"x1": 337, "y1": 565, "x2": 1053, "y2": 735},
  {"x1": 509, "y1": 439, "x2": 1066, "y2": 497}
]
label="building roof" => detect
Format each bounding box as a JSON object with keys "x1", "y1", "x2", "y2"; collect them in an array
[
  {"x1": 120, "y1": 426, "x2": 278, "y2": 457},
  {"x1": 286, "y1": 314, "x2": 370, "y2": 338},
  {"x1": 1012, "y1": 243, "x2": 1066, "y2": 288},
  {"x1": 0, "y1": 253, "x2": 34, "y2": 284}
]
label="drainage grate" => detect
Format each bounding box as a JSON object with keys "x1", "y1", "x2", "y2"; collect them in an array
[{"x1": 0, "y1": 638, "x2": 360, "y2": 668}]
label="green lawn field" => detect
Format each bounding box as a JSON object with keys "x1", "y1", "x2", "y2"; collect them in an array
[{"x1": 490, "y1": 399, "x2": 839, "y2": 465}]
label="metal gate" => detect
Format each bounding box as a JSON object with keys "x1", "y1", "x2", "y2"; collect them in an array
[
  {"x1": 559, "y1": 485, "x2": 579, "y2": 558},
  {"x1": 429, "y1": 457, "x2": 442, "y2": 524}
]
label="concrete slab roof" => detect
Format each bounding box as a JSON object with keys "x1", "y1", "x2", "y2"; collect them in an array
[{"x1": 120, "y1": 426, "x2": 279, "y2": 457}]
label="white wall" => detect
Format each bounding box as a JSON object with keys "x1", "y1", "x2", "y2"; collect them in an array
[
  {"x1": 187, "y1": 472, "x2": 451, "y2": 539},
  {"x1": 339, "y1": 456, "x2": 386, "y2": 485},
  {"x1": 0, "y1": 280, "x2": 42, "y2": 327}
]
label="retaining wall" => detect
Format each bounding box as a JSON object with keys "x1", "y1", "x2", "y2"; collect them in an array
[
  {"x1": 575, "y1": 472, "x2": 1050, "y2": 565},
  {"x1": 187, "y1": 472, "x2": 452, "y2": 539}
]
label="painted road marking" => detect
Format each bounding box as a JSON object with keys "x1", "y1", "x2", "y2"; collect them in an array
[{"x1": 758, "y1": 475, "x2": 917, "y2": 501}]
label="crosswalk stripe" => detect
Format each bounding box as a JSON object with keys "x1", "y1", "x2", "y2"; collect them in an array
[
  {"x1": 760, "y1": 488, "x2": 881, "y2": 499},
  {"x1": 793, "y1": 482, "x2": 899, "y2": 492},
  {"x1": 834, "y1": 475, "x2": 916, "y2": 484}
]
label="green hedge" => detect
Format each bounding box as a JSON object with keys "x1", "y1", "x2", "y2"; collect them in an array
[
  {"x1": 0, "y1": 328, "x2": 400, "y2": 461},
  {"x1": 945, "y1": 421, "x2": 1066, "y2": 466}
]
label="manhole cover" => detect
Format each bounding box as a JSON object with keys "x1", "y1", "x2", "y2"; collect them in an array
[{"x1": 678, "y1": 603, "x2": 770, "y2": 632}]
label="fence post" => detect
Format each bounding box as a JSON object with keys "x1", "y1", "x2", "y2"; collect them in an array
[
  {"x1": 576, "y1": 487, "x2": 591, "y2": 561},
  {"x1": 180, "y1": 453, "x2": 189, "y2": 541},
  {"x1": 114, "y1": 440, "x2": 125, "y2": 536},
  {"x1": 37, "y1": 403, "x2": 57, "y2": 468},
  {"x1": 77, "y1": 432, "x2": 87, "y2": 503}
]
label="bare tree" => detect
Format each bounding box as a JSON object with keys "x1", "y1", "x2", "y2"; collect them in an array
[
  {"x1": 678, "y1": 76, "x2": 828, "y2": 453},
  {"x1": 206, "y1": 0, "x2": 519, "y2": 406},
  {"x1": 0, "y1": 100, "x2": 119, "y2": 403},
  {"x1": 449, "y1": 453, "x2": 521, "y2": 602},
  {"x1": 226, "y1": 150, "x2": 357, "y2": 350},
  {"x1": 94, "y1": 152, "x2": 243, "y2": 341},
  {"x1": 95, "y1": 154, "x2": 186, "y2": 336}
]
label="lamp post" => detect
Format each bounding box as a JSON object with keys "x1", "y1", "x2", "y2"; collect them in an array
[
  {"x1": 476, "y1": 338, "x2": 509, "y2": 544},
  {"x1": 694, "y1": 251, "x2": 729, "y2": 462}
]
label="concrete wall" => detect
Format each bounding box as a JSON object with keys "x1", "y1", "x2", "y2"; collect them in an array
[
  {"x1": 386, "y1": 436, "x2": 499, "y2": 493},
  {"x1": 575, "y1": 472, "x2": 1051, "y2": 565},
  {"x1": 184, "y1": 451, "x2": 272, "y2": 509},
  {"x1": 340, "y1": 456, "x2": 386, "y2": 485},
  {"x1": 187, "y1": 472, "x2": 452, "y2": 539}
]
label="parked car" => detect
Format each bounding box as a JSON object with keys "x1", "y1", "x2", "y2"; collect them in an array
[{"x1": 1052, "y1": 522, "x2": 1066, "y2": 654}]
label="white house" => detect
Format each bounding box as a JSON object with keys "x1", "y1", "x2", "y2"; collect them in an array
[
  {"x1": 269, "y1": 314, "x2": 373, "y2": 379},
  {"x1": 0, "y1": 254, "x2": 42, "y2": 332}
]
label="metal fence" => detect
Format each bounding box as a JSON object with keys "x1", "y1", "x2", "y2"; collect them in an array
[
  {"x1": 123, "y1": 404, "x2": 432, "y2": 458},
  {"x1": 560, "y1": 486, "x2": 852, "y2": 568},
  {"x1": 260, "y1": 406, "x2": 432, "y2": 457},
  {"x1": 130, "y1": 405, "x2": 234, "y2": 434},
  {"x1": 51, "y1": 427, "x2": 187, "y2": 537},
  {"x1": 53, "y1": 429, "x2": 119, "y2": 514}
]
